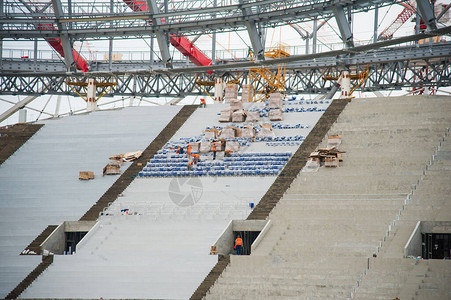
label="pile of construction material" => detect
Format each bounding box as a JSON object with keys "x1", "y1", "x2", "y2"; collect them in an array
[
  {"x1": 268, "y1": 93, "x2": 283, "y2": 121},
  {"x1": 257, "y1": 124, "x2": 275, "y2": 138},
  {"x1": 220, "y1": 83, "x2": 260, "y2": 123},
  {"x1": 219, "y1": 98, "x2": 247, "y2": 123},
  {"x1": 102, "y1": 151, "x2": 143, "y2": 176},
  {"x1": 79, "y1": 171, "x2": 94, "y2": 180},
  {"x1": 307, "y1": 135, "x2": 344, "y2": 168},
  {"x1": 241, "y1": 84, "x2": 254, "y2": 102},
  {"x1": 224, "y1": 83, "x2": 238, "y2": 102}
]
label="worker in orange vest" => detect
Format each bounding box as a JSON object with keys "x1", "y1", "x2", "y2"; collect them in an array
[
  {"x1": 187, "y1": 144, "x2": 191, "y2": 158},
  {"x1": 192, "y1": 153, "x2": 200, "y2": 165},
  {"x1": 224, "y1": 148, "x2": 231, "y2": 157},
  {"x1": 188, "y1": 160, "x2": 194, "y2": 171},
  {"x1": 235, "y1": 234, "x2": 243, "y2": 255},
  {"x1": 200, "y1": 98, "x2": 206, "y2": 108},
  {"x1": 212, "y1": 143, "x2": 217, "y2": 160}
]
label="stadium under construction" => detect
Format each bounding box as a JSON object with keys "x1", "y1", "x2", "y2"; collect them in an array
[{"x1": 1, "y1": 0, "x2": 451, "y2": 299}]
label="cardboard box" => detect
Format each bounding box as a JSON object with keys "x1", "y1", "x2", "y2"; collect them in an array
[
  {"x1": 229, "y1": 98, "x2": 243, "y2": 111},
  {"x1": 204, "y1": 128, "x2": 218, "y2": 139},
  {"x1": 241, "y1": 84, "x2": 254, "y2": 102},
  {"x1": 232, "y1": 110, "x2": 246, "y2": 122},
  {"x1": 225, "y1": 141, "x2": 240, "y2": 152},
  {"x1": 219, "y1": 109, "x2": 233, "y2": 122},
  {"x1": 242, "y1": 125, "x2": 256, "y2": 138},
  {"x1": 261, "y1": 123, "x2": 273, "y2": 130},
  {"x1": 246, "y1": 111, "x2": 260, "y2": 122},
  {"x1": 199, "y1": 141, "x2": 212, "y2": 153},
  {"x1": 258, "y1": 128, "x2": 275, "y2": 138},
  {"x1": 189, "y1": 142, "x2": 200, "y2": 153},
  {"x1": 224, "y1": 83, "x2": 239, "y2": 102},
  {"x1": 79, "y1": 171, "x2": 94, "y2": 180},
  {"x1": 269, "y1": 93, "x2": 283, "y2": 109},
  {"x1": 213, "y1": 141, "x2": 225, "y2": 151},
  {"x1": 219, "y1": 128, "x2": 235, "y2": 139},
  {"x1": 269, "y1": 109, "x2": 283, "y2": 121}
]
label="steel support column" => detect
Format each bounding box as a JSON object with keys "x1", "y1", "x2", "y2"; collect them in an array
[
  {"x1": 1, "y1": 0, "x2": 4, "y2": 71},
  {"x1": 109, "y1": 0, "x2": 113, "y2": 71},
  {"x1": 147, "y1": 0, "x2": 172, "y2": 68},
  {"x1": 333, "y1": 4, "x2": 354, "y2": 48},
  {"x1": 416, "y1": 0, "x2": 437, "y2": 31},
  {"x1": 312, "y1": 17, "x2": 318, "y2": 53},
  {"x1": 239, "y1": 0, "x2": 265, "y2": 61},
  {"x1": 373, "y1": 4, "x2": 379, "y2": 44},
  {"x1": 51, "y1": 0, "x2": 75, "y2": 71}
]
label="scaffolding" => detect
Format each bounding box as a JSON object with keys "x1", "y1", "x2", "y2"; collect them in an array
[{"x1": 247, "y1": 44, "x2": 290, "y2": 102}]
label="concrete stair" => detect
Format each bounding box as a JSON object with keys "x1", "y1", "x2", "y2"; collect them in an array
[
  {"x1": 5, "y1": 255, "x2": 53, "y2": 299},
  {"x1": 203, "y1": 95, "x2": 451, "y2": 299}
]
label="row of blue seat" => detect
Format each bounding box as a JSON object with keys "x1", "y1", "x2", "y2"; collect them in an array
[
  {"x1": 139, "y1": 169, "x2": 281, "y2": 177},
  {"x1": 224, "y1": 157, "x2": 289, "y2": 162},
  {"x1": 230, "y1": 152, "x2": 292, "y2": 157},
  {"x1": 266, "y1": 142, "x2": 301, "y2": 146}
]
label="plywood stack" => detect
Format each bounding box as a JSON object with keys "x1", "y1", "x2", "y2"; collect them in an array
[
  {"x1": 103, "y1": 162, "x2": 120, "y2": 175},
  {"x1": 79, "y1": 171, "x2": 94, "y2": 180},
  {"x1": 327, "y1": 135, "x2": 342, "y2": 148},
  {"x1": 309, "y1": 146, "x2": 344, "y2": 168}
]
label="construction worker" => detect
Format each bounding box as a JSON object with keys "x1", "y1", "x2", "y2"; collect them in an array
[
  {"x1": 187, "y1": 160, "x2": 194, "y2": 171},
  {"x1": 212, "y1": 143, "x2": 217, "y2": 160},
  {"x1": 187, "y1": 144, "x2": 191, "y2": 158},
  {"x1": 224, "y1": 148, "x2": 231, "y2": 157},
  {"x1": 176, "y1": 146, "x2": 184, "y2": 154},
  {"x1": 235, "y1": 234, "x2": 243, "y2": 255},
  {"x1": 192, "y1": 153, "x2": 200, "y2": 165},
  {"x1": 200, "y1": 98, "x2": 206, "y2": 108}
]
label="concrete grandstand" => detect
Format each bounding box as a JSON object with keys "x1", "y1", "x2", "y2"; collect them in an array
[{"x1": 0, "y1": 94, "x2": 450, "y2": 299}]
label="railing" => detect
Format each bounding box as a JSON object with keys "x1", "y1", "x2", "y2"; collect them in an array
[{"x1": 1, "y1": 41, "x2": 417, "y2": 63}]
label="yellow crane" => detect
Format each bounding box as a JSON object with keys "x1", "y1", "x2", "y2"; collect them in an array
[{"x1": 247, "y1": 44, "x2": 290, "y2": 102}]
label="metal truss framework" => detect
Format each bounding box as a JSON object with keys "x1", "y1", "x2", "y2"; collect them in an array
[
  {"x1": 1, "y1": 50, "x2": 450, "y2": 97},
  {"x1": 1, "y1": 0, "x2": 396, "y2": 40}
]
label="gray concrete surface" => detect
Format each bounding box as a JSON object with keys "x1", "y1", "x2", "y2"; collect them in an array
[{"x1": 205, "y1": 95, "x2": 451, "y2": 299}]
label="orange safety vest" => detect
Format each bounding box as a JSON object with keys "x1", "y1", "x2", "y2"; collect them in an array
[
  {"x1": 187, "y1": 145, "x2": 191, "y2": 154},
  {"x1": 212, "y1": 144, "x2": 217, "y2": 152},
  {"x1": 200, "y1": 98, "x2": 206, "y2": 104},
  {"x1": 235, "y1": 237, "x2": 242, "y2": 246}
]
